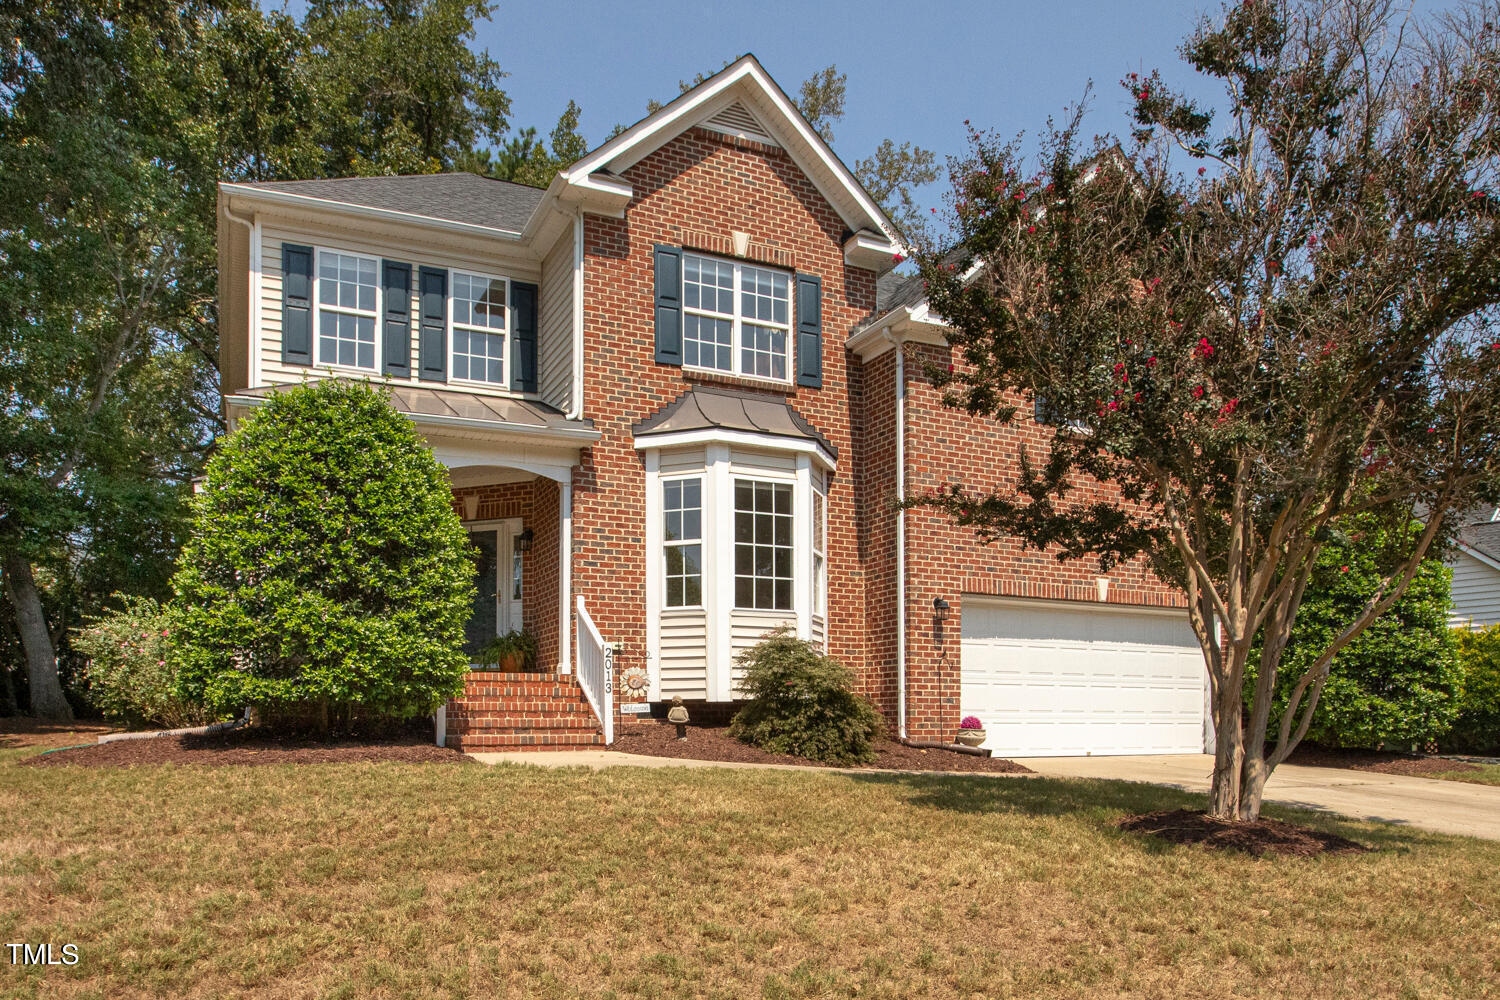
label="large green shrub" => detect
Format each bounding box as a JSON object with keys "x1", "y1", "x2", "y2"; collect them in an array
[
  {"x1": 171, "y1": 380, "x2": 475, "y2": 724},
  {"x1": 1250, "y1": 518, "x2": 1462, "y2": 750},
  {"x1": 1448, "y1": 625, "x2": 1500, "y2": 754},
  {"x1": 729, "y1": 629, "x2": 881, "y2": 764},
  {"x1": 72, "y1": 596, "x2": 222, "y2": 729}
]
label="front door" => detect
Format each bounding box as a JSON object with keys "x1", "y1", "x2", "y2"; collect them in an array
[{"x1": 463, "y1": 518, "x2": 523, "y2": 661}]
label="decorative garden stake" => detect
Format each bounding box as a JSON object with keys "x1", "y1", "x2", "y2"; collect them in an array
[{"x1": 667, "y1": 696, "x2": 689, "y2": 740}]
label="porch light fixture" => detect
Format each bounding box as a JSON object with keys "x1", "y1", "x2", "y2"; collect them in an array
[
  {"x1": 932, "y1": 597, "x2": 951, "y2": 621},
  {"x1": 517, "y1": 527, "x2": 534, "y2": 552}
]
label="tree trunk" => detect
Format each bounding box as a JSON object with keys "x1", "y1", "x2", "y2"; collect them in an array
[
  {"x1": 1, "y1": 551, "x2": 73, "y2": 721},
  {"x1": 1208, "y1": 678, "x2": 1244, "y2": 819}
]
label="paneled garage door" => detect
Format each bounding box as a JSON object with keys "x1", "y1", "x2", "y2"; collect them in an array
[{"x1": 960, "y1": 597, "x2": 1209, "y2": 756}]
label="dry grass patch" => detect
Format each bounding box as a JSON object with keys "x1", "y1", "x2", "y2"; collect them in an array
[
  {"x1": 0, "y1": 745, "x2": 1497, "y2": 999},
  {"x1": 1429, "y1": 763, "x2": 1500, "y2": 786}
]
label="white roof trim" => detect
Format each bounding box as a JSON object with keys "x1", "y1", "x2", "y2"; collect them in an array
[
  {"x1": 220, "y1": 183, "x2": 526, "y2": 240},
  {"x1": 633, "y1": 426, "x2": 836, "y2": 471},
  {"x1": 558, "y1": 54, "x2": 898, "y2": 246},
  {"x1": 1457, "y1": 539, "x2": 1500, "y2": 574}
]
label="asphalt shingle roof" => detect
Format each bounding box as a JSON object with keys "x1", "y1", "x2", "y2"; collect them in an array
[
  {"x1": 1458, "y1": 505, "x2": 1500, "y2": 563},
  {"x1": 236, "y1": 172, "x2": 545, "y2": 234}
]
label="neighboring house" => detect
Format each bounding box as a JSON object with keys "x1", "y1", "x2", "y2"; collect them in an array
[
  {"x1": 1449, "y1": 505, "x2": 1500, "y2": 630},
  {"x1": 215, "y1": 55, "x2": 1207, "y2": 757}
]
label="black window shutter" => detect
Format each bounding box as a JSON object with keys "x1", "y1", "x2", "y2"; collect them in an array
[
  {"x1": 382, "y1": 261, "x2": 412, "y2": 378},
  {"x1": 653, "y1": 244, "x2": 682, "y2": 366},
  {"x1": 281, "y1": 244, "x2": 313, "y2": 366},
  {"x1": 418, "y1": 266, "x2": 447, "y2": 382},
  {"x1": 510, "y1": 281, "x2": 538, "y2": 393},
  {"x1": 795, "y1": 273, "x2": 822, "y2": 388}
]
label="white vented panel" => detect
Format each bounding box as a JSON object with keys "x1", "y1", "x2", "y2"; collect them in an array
[{"x1": 702, "y1": 103, "x2": 779, "y2": 146}]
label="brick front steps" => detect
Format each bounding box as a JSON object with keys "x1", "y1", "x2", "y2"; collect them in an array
[{"x1": 445, "y1": 671, "x2": 605, "y2": 751}]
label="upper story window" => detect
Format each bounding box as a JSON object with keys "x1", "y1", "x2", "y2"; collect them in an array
[
  {"x1": 682, "y1": 252, "x2": 791, "y2": 382},
  {"x1": 317, "y1": 250, "x2": 378, "y2": 370},
  {"x1": 451, "y1": 271, "x2": 509, "y2": 385},
  {"x1": 734, "y1": 478, "x2": 793, "y2": 610}
]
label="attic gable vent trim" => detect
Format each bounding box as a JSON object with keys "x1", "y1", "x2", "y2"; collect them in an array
[{"x1": 701, "y1": 103, "x2": 779, "y2": 146}]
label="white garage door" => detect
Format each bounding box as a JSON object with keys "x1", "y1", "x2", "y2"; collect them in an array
[{"x1": 961, "y1": 598, "x2": 1209, "y2": 756}]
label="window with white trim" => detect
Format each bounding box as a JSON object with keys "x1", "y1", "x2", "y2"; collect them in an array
[
  {"x1": 317, "y1": 250, "x2": 378, "y2": 370},
  {"x1": 734, "y1": 479, "x2": 793, "y2": 610},
  {"x1": 682, "y1": 252, "x2": 791, "y2": 381},
  {"x1": 813, "y1": 480, "x2": 827, "y2": 619},
  {"x1": 451, "y1": 271, "x2": 508, "y2": 385},
  {"x1": 663, "y1": 477, "x2": 703, "y2": 608}
]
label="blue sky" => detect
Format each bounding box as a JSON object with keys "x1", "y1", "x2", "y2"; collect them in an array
[{"x1": 485, "y1": 0, "x2": 1221, "y2": 206}]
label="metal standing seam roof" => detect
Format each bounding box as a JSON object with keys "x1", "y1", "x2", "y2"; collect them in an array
[
  {"x1": 236, "y1": 381, "x2": 594, "y2": 436},
  {"x1": 632, "y1": 386, "x2": 837, "y2": 459},
  {"x1": 229, "y1": 172, "x2": 546, "y2": 235}
]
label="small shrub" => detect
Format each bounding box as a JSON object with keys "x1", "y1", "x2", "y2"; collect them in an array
[
  {"x1": 959, "y1": 715, "x2": 984, "y2": 730},
  {"x1": 72, "y1": 596, "x2": 221, "y2": 729},
  {"x1": 1447, "y1": 625, "x2": 1500, "y2": 754},
  {"x1": 475, "y1": 630, "x2": 539, "y2": 671},
  {"x1": 729, "y1": 629, "x2": 881, "y2": 764}
]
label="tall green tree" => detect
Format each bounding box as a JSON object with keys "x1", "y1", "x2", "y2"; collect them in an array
[
  {"x1": 0, "y1": 0, "x2": 513, "y2": 717},
  {"x1": 461, "y1": 100, "x2": 587, "y2": 188},
  {"x1": 911, "y1": 0, "x2": 1500, "y2": 819}
]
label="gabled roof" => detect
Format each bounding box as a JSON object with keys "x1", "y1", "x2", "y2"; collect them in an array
[
  {"x1": 556, "y1": 54, "x2": 900, "y2": 255},
  {"x1": 632, "y1": 386, "x2": 837, "y2": 459},
  {"x1": 1458, "y1": 505, "x2": 1500, "y2": 564},
  {"x1": 222, "y1": 173, "x2": 543, "y2": 236}
]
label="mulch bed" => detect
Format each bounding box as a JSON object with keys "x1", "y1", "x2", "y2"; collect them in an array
[
  {"x1": 19, "y1": 727, "x2": 469, "y2": 768},
  {"x1": 613, "y1": 720, "x2": 1033, "y2": 773},
  {"x1": 1118, "y1": 808, "x2": 1369, "y2": 857},
  {"x1": 1285, "y1": 744, "x2": 1483, "y2": 778},
  {"x1": 0, "y1": 717, "x2": 119, "y2": 751}
]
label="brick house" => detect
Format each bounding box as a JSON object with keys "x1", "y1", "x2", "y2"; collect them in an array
[{"x1": 215, "y1": 56, "x2": 1213, "y2": 757}]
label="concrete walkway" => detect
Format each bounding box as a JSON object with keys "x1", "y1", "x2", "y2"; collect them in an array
[
  {"x1": 473, "y1": 749, "x2": 1500, "y2": 840},
  {"x1": 1010, "y1": 754, "x2": 1500, "y2": 841}
]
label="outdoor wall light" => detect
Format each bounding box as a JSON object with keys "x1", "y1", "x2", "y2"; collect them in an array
[
  {"x1": 517, "y1": 527, "x2": 534, "y2": 552},
  {"x1": 932, "y1": 597, "x2": 951, "y2": 621}
]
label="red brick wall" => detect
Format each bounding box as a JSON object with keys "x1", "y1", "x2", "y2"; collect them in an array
[
  {"x1": 854, "y1": 349, "x2": 900, "y2": 721},
  {"x1": 894, "y1": 340, "x2": 1185, "y2": 739},
  {"x1": 572, "y1": 126, "x2": 877, "y2": 730}
]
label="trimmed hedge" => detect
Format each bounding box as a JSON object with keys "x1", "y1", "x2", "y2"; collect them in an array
[
  {"x1": 73, "y1": 595, "x2": 222, "y2": 729},
  {"x1": 1448, "y1": 625, "x2": 1500, "y2": 754},
  {"x1": 171, "y1": 380, "x2": 475, "y2": 724},
  {"x1": 729, "y1": 629, "x2": 881, "y2": 765}
]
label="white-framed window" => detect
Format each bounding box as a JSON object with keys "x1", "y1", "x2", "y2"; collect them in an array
[
  {"x1": 812, "y1": 480, "x2": 827, "y2": 619},
  {"x1": 450, "y1": 270, "x2": 509, "y2": 386},
  {"x1": 316, "y1": 249, "x2": 379, "y2": 370},
  {"x1": 663, "y1": 477, "x2": 704, "y2": 608},
  {"x1": 682, "y1": 252, "x2": 792, "y2": 382},
  {"x1": 734, "y1": 478, "x2": 794, "y2": 610}
]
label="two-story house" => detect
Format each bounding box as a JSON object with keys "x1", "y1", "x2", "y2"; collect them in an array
[{"x1": 216, "y1": 55, "x2": 1212, "y2": 757}]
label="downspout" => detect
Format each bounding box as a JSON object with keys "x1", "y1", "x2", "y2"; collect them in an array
[
  {"x1": 222, "y1": 200, "x2": 259, "y2": 393},
  {"x1": 887, "y1": 329, "x2": 908, "y2": 740}
]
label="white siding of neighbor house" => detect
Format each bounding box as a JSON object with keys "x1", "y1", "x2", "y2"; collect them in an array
[
  {"x1": 1448, "y1": 551, "x2": 1500, "y2": 629},
  {"x1": 256, "y1": 223, "x2": 541, "y2": 399},
  {"x1": 731, "y1": 611, "x2": 796, "y2": 695},
  {"x1": 660, "y1": 610, "x2": 709, "y2": 700},
  {"x1": 811, "y1": 614, "x2": 826, "y2": 650},
  {"x1": 537, "y1": 228, "x2": 574, "y2": 412}
]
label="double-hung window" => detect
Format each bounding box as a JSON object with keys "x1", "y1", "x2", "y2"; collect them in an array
[
  {"x1": 451, "y1": 271, "x2": 509, "y2": 385},
  {"x1": 734, "y1": 479, "x2": 793, "y2": 610},
  {"x1": 682, "y1": 252, "x2": 792, "y2": 381},
  {"x1": 663, "y1": 478, "x2": 703, "y2": 608},
  {"x1": 317, "y1": 250, "x2": 379, "y2": 370}
]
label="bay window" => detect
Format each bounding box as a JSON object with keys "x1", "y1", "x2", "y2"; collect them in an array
[
  {"x1": 734, "y1": 479, "x2": 793, "y2": 611},
  {"x1": 663, "y1": 477, "x2": 703, "y2": 608}
]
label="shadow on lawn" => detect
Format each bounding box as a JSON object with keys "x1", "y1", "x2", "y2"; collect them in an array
[{"x1": 842, "y1": 771, "x2": 1425, "y2": 854}]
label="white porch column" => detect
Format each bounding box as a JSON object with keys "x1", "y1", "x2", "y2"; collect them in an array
[
  {"x1": 559, "y1": 478, "x2": 573, "y2": 674},
  {"x1": 794, "y1": 453, "x2": 813, "y2": 641},
  {"x1": 643, "y1": 450, "x2": 662, "y2": 699},
  {"x1": 706, "y1": 443, "x2": 732, "y2": 702}
]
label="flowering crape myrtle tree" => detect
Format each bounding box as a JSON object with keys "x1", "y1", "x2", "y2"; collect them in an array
[{"x1": 912, "y1": 0, "x2": 1500, "y2": 819}]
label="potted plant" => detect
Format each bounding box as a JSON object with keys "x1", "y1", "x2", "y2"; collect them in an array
[
  {"x1": 477, "y1": 630, "x2": 539, "y2": 672},
  {"x1": 954, "y1": 715, "x2": 987, "y2": 747}
]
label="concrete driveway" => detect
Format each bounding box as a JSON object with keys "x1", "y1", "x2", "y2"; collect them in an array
[{"x1": 1010, "y1": 754, "x2": 1500, "y2": 840}]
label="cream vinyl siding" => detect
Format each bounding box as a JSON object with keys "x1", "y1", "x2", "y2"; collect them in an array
[
  {"x1": 1448, "y1": 551, "x2": 1500, "y2": 629},
  {"x1": 257, "y1": 226, "x2": 539, "y2": 397},
  {"x1": 810, "y1": 614, "x2": 826, "y2": 650},
  {"x1": 730, "y1": 610, "x2": 794, "y2": 695},
  {"x1": 660, "y1": 610, "x2": 709, "y2": 699},
  {"x1": 537, "y1": 229, "x2": 574, "y2": 411}
]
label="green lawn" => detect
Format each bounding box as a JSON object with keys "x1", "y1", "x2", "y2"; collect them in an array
[
  {"x1": 2, "y1": 740, "x2": 1498, "y2": 999},
  {"x1": 1433, "y1": 762, "x2": 1500, "y2": 786}
]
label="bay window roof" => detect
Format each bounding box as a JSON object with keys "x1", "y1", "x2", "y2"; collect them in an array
[{"x1": 632, "y1": 386, "x2": 836, "y2": 461}]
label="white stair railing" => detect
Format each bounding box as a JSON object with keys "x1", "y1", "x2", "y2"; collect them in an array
[{"x1": 575, "y1": 596, "x2": 614, "y2": 745}]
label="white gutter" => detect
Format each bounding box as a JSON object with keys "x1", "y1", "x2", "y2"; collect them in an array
[
  {"x1": 888, "y1": 329, "x2": 908, "y2": 739},
  {"x1": 567, "y1": 210, "x2": 584, "y2": 420}
]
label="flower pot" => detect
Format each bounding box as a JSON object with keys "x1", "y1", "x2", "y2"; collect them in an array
[
  {"x1": 497, "y1": 651, "x2": 525, "y2": 672},
  {"x1": 954, "y1": 728, "x2": 986, "y2": 748}
]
